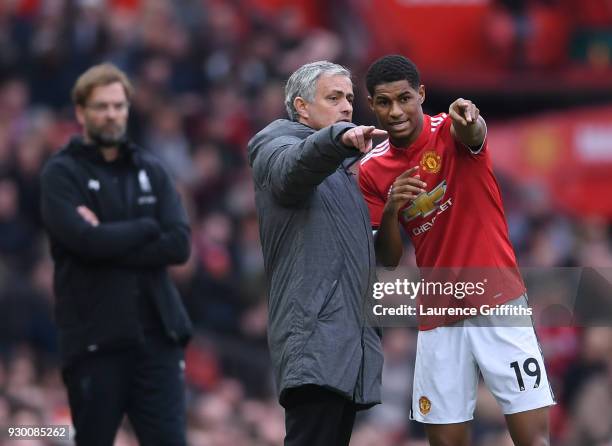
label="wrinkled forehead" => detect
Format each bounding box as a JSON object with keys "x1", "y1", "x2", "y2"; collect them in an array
[{"x1": 314, "y1": 74, "x2": 353, "y2": 96}]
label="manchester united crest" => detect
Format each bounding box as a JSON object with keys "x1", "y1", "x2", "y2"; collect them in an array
[
  {"x1": 419, "y1": 396, "x2": 431, "y2": 415},
  {"x1": 420, "y1": 150, "x2": 441, "y2": 173}
]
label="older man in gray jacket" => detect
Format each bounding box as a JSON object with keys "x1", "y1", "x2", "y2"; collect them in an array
[{"x1": 248, "y1": 61, "x2": 385, "y2": 446}]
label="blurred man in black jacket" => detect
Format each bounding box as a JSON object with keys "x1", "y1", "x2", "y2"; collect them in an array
[{"x1": 41, "y1": 64, "x2": 192, "y2": 446}]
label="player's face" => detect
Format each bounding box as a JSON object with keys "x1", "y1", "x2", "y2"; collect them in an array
[
  {"x1": 369, "y1": 80, "x2": 425, "y2": 146},
  {"x1": 76, "y1": 82, "x2": 129, "y2": 147},
  {"x1": 297, "y1": 74, "x2": 353, "y2": 130}
]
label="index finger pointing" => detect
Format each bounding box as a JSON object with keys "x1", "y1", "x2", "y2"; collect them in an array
[
  {"x1": 397, "y1": 166, "x2": 419, "y2": 179},
  {"x1": 370, "y1": 129, "x2": 388, "y2": 137},
  {"x1": 362, "y1": 126, "x2": 387, "y2": 136}
]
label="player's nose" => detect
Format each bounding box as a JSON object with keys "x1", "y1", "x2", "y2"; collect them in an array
[{"x1": 390, "y1": 101, "x2": 403, "y2": 118}]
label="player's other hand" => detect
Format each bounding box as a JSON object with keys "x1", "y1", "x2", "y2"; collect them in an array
[
  {"x1": 341, "y1": 125, "x2": 387, "y2": 154},
  {"x1": 384, "y1": 166, "x2": 426, "y2": 214},
  {"x1": 77, "y1": 205, "x2": 100, "y2": 227},
  {"x1": 449, "y1": 98, "x2": 480, "y2": 127}
]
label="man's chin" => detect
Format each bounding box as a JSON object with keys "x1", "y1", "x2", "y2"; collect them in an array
[
  {"x1": 90, "y1": 133, "x2": 126, "y2": 148},
  {"x1": 387, "y1": 128, "x2": 412, "y2": 141}
]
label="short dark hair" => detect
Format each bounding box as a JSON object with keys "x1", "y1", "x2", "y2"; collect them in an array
[{"x1": 365, "y1": 55, "x2": 420, "y2": 96}]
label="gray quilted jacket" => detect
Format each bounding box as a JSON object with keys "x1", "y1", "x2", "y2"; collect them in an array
[{"x1": 248, "y1": 119, "x2": 383, "y2": 407}]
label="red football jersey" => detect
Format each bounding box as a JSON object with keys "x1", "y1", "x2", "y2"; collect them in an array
[{"x1": 359, "y1": 113, "x2": 525, "y2": 329}]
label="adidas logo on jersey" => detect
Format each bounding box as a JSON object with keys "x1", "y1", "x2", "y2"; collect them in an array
[{"x1": 361, "y1": 140, "x2": 390, "y2": 165}]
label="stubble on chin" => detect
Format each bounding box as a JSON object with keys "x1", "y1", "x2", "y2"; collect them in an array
[{"x1": 87, "y1": 124, "x2": 126, "y2": 147}]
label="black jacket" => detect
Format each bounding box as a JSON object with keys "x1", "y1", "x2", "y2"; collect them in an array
[
  {"x1": 248, "y1": 120, "x2": 383, "y2": 407},
  {"x1": 41, "y1": 137, "x2": 192, "y2": 364}
]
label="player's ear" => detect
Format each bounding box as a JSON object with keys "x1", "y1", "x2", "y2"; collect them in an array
[
  {"x1": 294, "y1": 97, "x2": 308, "y2": 120},
  {"x1": 418, "y1": 85, "x2": 425, "y2": 105},
  {"x1": 367, "y1": 96, "x2": 374, "y2": 110}
]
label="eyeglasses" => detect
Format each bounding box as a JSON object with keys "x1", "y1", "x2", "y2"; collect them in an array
[{"x1": 85, "y1": 102, "x2": 129, "y2": 113}]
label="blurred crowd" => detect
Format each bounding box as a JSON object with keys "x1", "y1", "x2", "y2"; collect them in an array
[
  {"x1": 485, "y1": 0, "x2": 612, "y2": 71},
  {"x1": 485, "y1": 0, "x2": 570, "y2": 71},
  {"x1": 0, "y1": 0, "x2": 611, "y2": 445}
]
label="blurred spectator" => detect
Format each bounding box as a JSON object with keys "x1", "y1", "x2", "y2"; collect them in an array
[
  {"x1": 0, "y1": 176, "x2": 38, "y2": 272},
  {"x1": 485, "y1": 0, "x2": 571, "y2": 70}
]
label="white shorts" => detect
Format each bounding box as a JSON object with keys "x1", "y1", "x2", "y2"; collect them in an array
[{"x1": 411, "y1": 295, "x2": 555, "y2": 424}]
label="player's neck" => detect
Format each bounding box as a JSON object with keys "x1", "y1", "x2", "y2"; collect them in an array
[{"x1": 389, "y1": 124, "x2": 423, "y2": 149}]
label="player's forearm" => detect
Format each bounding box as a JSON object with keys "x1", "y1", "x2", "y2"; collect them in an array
[
  {"x1": 374, "y1": 207, "x2": 404, "y2": 267},
  {"x1": 452, "y1": 116, "x2": 486, "y2": 147}
]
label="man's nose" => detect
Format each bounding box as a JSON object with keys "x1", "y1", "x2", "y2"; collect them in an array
[
  {"x1": 106, "y1": 106, "x2": 119, "y2": 120},
  {"x1": 390, "y1": 101, "x2": 403, "y2": 118},
  {"x1": 340, "y1": 97, "x2": 353, "y2": 115}
]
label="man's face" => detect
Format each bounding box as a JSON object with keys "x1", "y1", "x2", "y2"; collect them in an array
[
  {"x1": 76, "y1": 82, "x2": 129, "y2": 147},
  {"x1": 369, "y1": 80, "x2": 425, "y2": 145},
  {"x1": 297, "y1": 74, "x2": 353, "y2": 130}
]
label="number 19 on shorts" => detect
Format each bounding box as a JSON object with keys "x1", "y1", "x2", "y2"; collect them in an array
[{"x1": 510, "y1": 357, "x2": 541, "y2": 391}]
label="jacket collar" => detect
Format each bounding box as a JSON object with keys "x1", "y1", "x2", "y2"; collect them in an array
[{"x1": 65, "y1": 136, "x2": 141, "y2": 166}]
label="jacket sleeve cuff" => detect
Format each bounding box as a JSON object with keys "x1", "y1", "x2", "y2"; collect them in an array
[{"x1": 330, "y1": 122, "x2": 359, "y2": 155}]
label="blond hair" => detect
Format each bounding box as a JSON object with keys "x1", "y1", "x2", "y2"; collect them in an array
[{"x1": 71, "y1": 63, "x2": 133, "y2": 106}]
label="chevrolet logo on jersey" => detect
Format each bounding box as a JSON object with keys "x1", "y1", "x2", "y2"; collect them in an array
[{"x1": 401, "y1": 181, "x2": 447, "y2": 222}]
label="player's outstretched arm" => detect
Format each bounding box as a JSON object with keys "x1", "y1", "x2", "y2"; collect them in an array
[
  {"x1": 375, "y1": 166, "x2": 425, "y2": 267},
  {"x1": 449, "y1": 98, "x2": 486, "y2": 148}
]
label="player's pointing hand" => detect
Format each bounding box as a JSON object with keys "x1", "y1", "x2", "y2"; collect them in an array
[
  {"x1": 341, "y1": 126, "x2": 388, "y2": 154},
  {"x1": 449, "y1": 98, "x2": 480, "y2": 127}
]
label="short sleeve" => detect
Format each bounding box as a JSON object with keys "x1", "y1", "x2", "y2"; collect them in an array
[
  {"x1": 358, "y1": 166, "x2": 385, "y2": 229},
  {"x1": 441, "y1": 114, "x2": 488, "y2": 156},
  {"x1": 464, "y1": 121, "x2": 488, "y2": 155}
]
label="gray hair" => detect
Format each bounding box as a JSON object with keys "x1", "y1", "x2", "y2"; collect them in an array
[{"x1": 284, "y1": 61, "x2": 351, "y2": 121}]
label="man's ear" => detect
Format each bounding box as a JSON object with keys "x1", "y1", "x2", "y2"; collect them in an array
[
  {"x1": 75, "y1": 105, "x2": 86, "y2": 127},
  {"x1": 293, "y1": 97, "x2": 308, "y2": 121},
  {"x1": 418, "y1": 85, "x2": 426, "y2": 105},
  {"x1": 367, "y1": 95, "x2": 374, "y2": 111}
]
